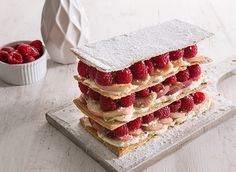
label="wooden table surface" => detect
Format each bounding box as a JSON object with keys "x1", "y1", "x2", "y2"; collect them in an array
[{"x1": 0, "y1": 0, "x2": 236, "y2": 171}]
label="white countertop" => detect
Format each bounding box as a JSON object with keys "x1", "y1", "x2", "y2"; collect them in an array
[{"x1": 0, "y1": 0, "x2": 236, "y2": 171}]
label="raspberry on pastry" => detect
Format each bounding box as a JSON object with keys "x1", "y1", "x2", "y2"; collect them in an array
[
  {"x1": 180, "y1": 95, "x2": 194, "y2": 112},
  {"x1": 99, "y1": 95, "x2": 117, "y2": 111},
  {"x1": 127, "y1": 117, "x2": 142, "y2": 131},
  {"x1": 118, "y1": 94, "x2": 135, "y2": 107},
  {"x1": 151, "y1": 53, "x2": 170, "y2": 69},
  {"x1": 192, "y1": 92, "x2": 205, "y2": 105},
  {"x1": 142, "y1": 113, "x2": 155, "y2": 124},
  {"x1": 184, "y1": 44, "x2": 198, "y2": 58},
  {"x1": 169, "y1": 49, "x2": 184, "y2": 61},
  {"x1": 176, "y1": 69, "x2": 190, "y2": 82},
  {"x1": 130, "y1": 61, "x2": 148, "y2": 80},
  {"x1": 115, "y1": 68, "x2": 133, "y2": 84},
  {"x1": 95, "y1": 71, "x2": 114, "y2": 86},
  {"x1": 77, "y1": 61, "x2": 90, "y2": 78},
  {"x1": 154, "y1": 106, "x2": 171, "y2": 119}
]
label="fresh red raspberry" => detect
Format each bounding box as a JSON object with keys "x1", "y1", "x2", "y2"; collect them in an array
[
  {"x1": 169, "y1": 100, "x2": 181, "y2": 112},
  {"x1": 88, "y1": 89, "x2": 100, "y2": 101},
  {"x1": 163, "y1": 75, "x2": 177, "y2": 85},
  {"x1": 78, "y1": 82, "x2": 89, "y2": 96},
  {"x1": 112, "y1": 124, "x2": 129, "y2": 137},
  {"x1": 130, "y1": 61, "x2": 148, "y2": 80},
  {"x1": 95, "y1": 71, "x2": 114, "y2": 86},
  {"x1": 24, "y1": 56, "x2": 35, "y2": 63},
  {"x1": 145, "y1": 60, "x2": 154, "y2": 74},
  {"x1": 184, "y1": 45, "x2": 198, "y2": 58},
  {"x1": 1, "y1": 47, "x2": 15, "y2": 53},
  {"x1": 169, "y1": 49, "x2": 184, "y2": 61},
  {"x1": 180, "y1": 95, "x2": 194, "y2": 112},
  {"x1": 99, "y1": 96, "x2": 117, "y2": 111},
  {"x1": 0, "y1": 51, "x2": 10, "y2": 63},
  {"x1": 30, "y1": 40, "x2": 43, "y2": 56},
  {"x1": 188, "y1": 64, "x2": 201, "y2": 80},
  {"x1": 89, "y1": 66, "x2": 97, "y2": 80},
  {"x1": 151, "y1": 53, "x2": 170, "y2": 69},
  {"x1": 142, "y1": 113, "x2": 155, "y2": 124},
  {"x1": 193, "y1": 92, "x2": 205, "y2": 105},
  {"x1": 127, "y1": 117, "x2": 142, "y2": 131},
  {"x1": 150, "y1": 83, "x2": 163, "y2": 92},
  {"x1": 115, "y1": 68, "x2": 132, "y2": 84},
  {"x1": 77, "y1": 61, "x2": 90, "y2": 78},
  {"x1": 136, "y1": 88, "x2": 150, "y2": 98},
  {"x1": 118, "y1": 94, "x2": 135, "y2": 107},
  {"x1": 17, "y1": 43, "x2": 39, "y2": 58},
  {"x1": 176, "y1": 69, "x2": 190, "y2": 82},
  {"x1": 154, "y1": 106, "x2": 170, "y2": 119},
  {"x1": 8, "y1": 51, "x2": 23, "y2": 64}
]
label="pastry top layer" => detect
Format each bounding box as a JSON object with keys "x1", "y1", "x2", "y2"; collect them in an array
[{"x1": 71, "y1": 19, "x2": 213, "y2": 72}]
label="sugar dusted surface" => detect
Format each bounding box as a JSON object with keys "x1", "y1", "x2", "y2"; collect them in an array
[
  {"x1": 46, "y1": 57, "x2": 236, "y2": 172},
  {"x1": 71, "y1": 19, "x2": 213, "y2": 72}
]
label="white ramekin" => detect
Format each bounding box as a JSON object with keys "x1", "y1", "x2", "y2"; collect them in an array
[{"x1": 0, "y1": 41, "x2": 47, "y2": 85}]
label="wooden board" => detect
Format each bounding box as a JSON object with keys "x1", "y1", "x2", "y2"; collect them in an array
[{"x1": 46, "y1": 56, "x2": 236, "y2": 172}]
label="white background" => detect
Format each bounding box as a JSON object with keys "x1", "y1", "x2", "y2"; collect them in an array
[{"x1": 0, "y1": 0, "x2": 236, "y2": 172}]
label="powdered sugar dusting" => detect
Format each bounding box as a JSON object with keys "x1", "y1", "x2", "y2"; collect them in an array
[
  {"x1": 71, "y1": 19, "x2": 213, "y2": 72},
  {"x1": 46, "y1": 57, "x2": 236, "y2": 172}
]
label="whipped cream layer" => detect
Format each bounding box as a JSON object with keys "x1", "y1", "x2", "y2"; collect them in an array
[
  {"x1": 84, "y1": 75, "x2": 207, "y2": 122},
  {"x1": 76, "y1": 56, "x2": 209, "y2": 99},
  {"x1": 82, "y1": 95, "x2": 211, "y2": 148}
]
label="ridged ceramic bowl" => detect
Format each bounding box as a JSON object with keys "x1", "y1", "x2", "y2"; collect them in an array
[{"x1": 0, "y1": 41, "x2": 47, "y2": 85}]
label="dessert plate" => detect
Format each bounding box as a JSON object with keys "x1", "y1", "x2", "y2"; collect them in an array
[{"x1": 46, "y1": 56, "x2": 236, "y2": 172}]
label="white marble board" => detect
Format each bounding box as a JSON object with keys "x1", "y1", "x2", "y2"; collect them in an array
[{"x1": 46, "y1": 56, "x2": 236, "y2": 172}]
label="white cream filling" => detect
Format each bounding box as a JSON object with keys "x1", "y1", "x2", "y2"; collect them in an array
[
  {"x1": 97, "y1": 131, "x2": 149, "y2": 147},
  {"x1": 110, "y1": 75, "x2": 206, "y2": 122},
  {"x1": 84, "y1": 96, "x2": 211, "y2": 147}
]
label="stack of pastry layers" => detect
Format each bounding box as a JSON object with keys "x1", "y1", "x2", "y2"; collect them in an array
[{"x1": 72, "y1": 19, "x2": 213, "y2": 156}]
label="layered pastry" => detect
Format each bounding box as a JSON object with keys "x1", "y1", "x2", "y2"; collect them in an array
[{"x1": 72, "y1": 19, "x2": 213, "y2": 156}]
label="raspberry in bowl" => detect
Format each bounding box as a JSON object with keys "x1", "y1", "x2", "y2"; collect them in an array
[{"x1": 0, "y1": 40, "x2": 47, "y2": 85}]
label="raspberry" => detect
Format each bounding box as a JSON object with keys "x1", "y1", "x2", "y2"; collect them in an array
[
  {"x1": 169, "y1": 100, "x2": 181, "y2": 112},
  {"x1": 89, "y1": 66, "x2": 97, "y2": 80},
  {"x1": 169, "y1": 49, "x2": 184, "y2": 61},
  {"x1": 152, "y1": 53, "x2": 170, "y2": 69},
  {"x1": 180, "y1": 95, "x2": 194, "y2": 112},
  {"x1": 115, "y1": 68, "x2": 132, "y2": 84},
  {"x1": 77, "y1": 61, "x2": 90, "y2": 78},
  {"x1": 127, "y1": 117, "x2": 142, "y2": 131},
  {"x1": 24, "y1": 56, "x2": 35, "y2": 63},
  {"x1": 193, "y1": 92, "x2": 205, "y2": 105},
  {"x1": 112, "y1": 124, "x2": 129, "y2": 137},
  {"x1": 142, "y1": 113, "x2": 155, "y2": 124},
  {"x1": 150, "y1": 83, "x2": 163, "y2": 92},
  {"x1": 17, "y1": 43, "x2": 39, "y2": 58},
  {"x1": 163, "y1": 75, "x2": 177, "y2": 85},
  {"x1": 145, "y1": 60, "x2": 154, "y2": 74},
  {"x1": 184, "y1": 45, "x2": 198, "y2": 58},
  {"x1": 1, "y1": 47, "x2": 15, "y2": 53},
  {"x1": 95, "y1": 71, "x2": 114, "y2": 86},
  {"x1": 188, "y1": 64, "x2": 201, "y2": 80},
  {"x1": 118, "y1": 94, "x2": 135, "y2": 107},
  {"x1": 176, "y1": 69, "x2": 190, "y2": 82},
  {"x1": 130, "y1": 61, "x2": 148, "y2": 80},
  {"x1": 8, "y1": 51, "x2": 23, "y2": 64},
  {"x1": 136, "y1": 88, "x2": 150, "y2": 98},
  {"x1": 30, "y1": 40, "x2": 43, "y2": 55},
  {"x1": 88, "y1": 89, "x2": 100, "y2": 100},
  {"x1": 99, "y1": 96, "x2": 117, "y2": 111},
  {"x1": 0, "y1": 51, "x2": 10, "y2": 63},
  {"x1": 78, "y1": 82, "x2": 89, "y2": 96},
  {"x1": 154, "y1": 106, "x2": 170, "y2": 119}
]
